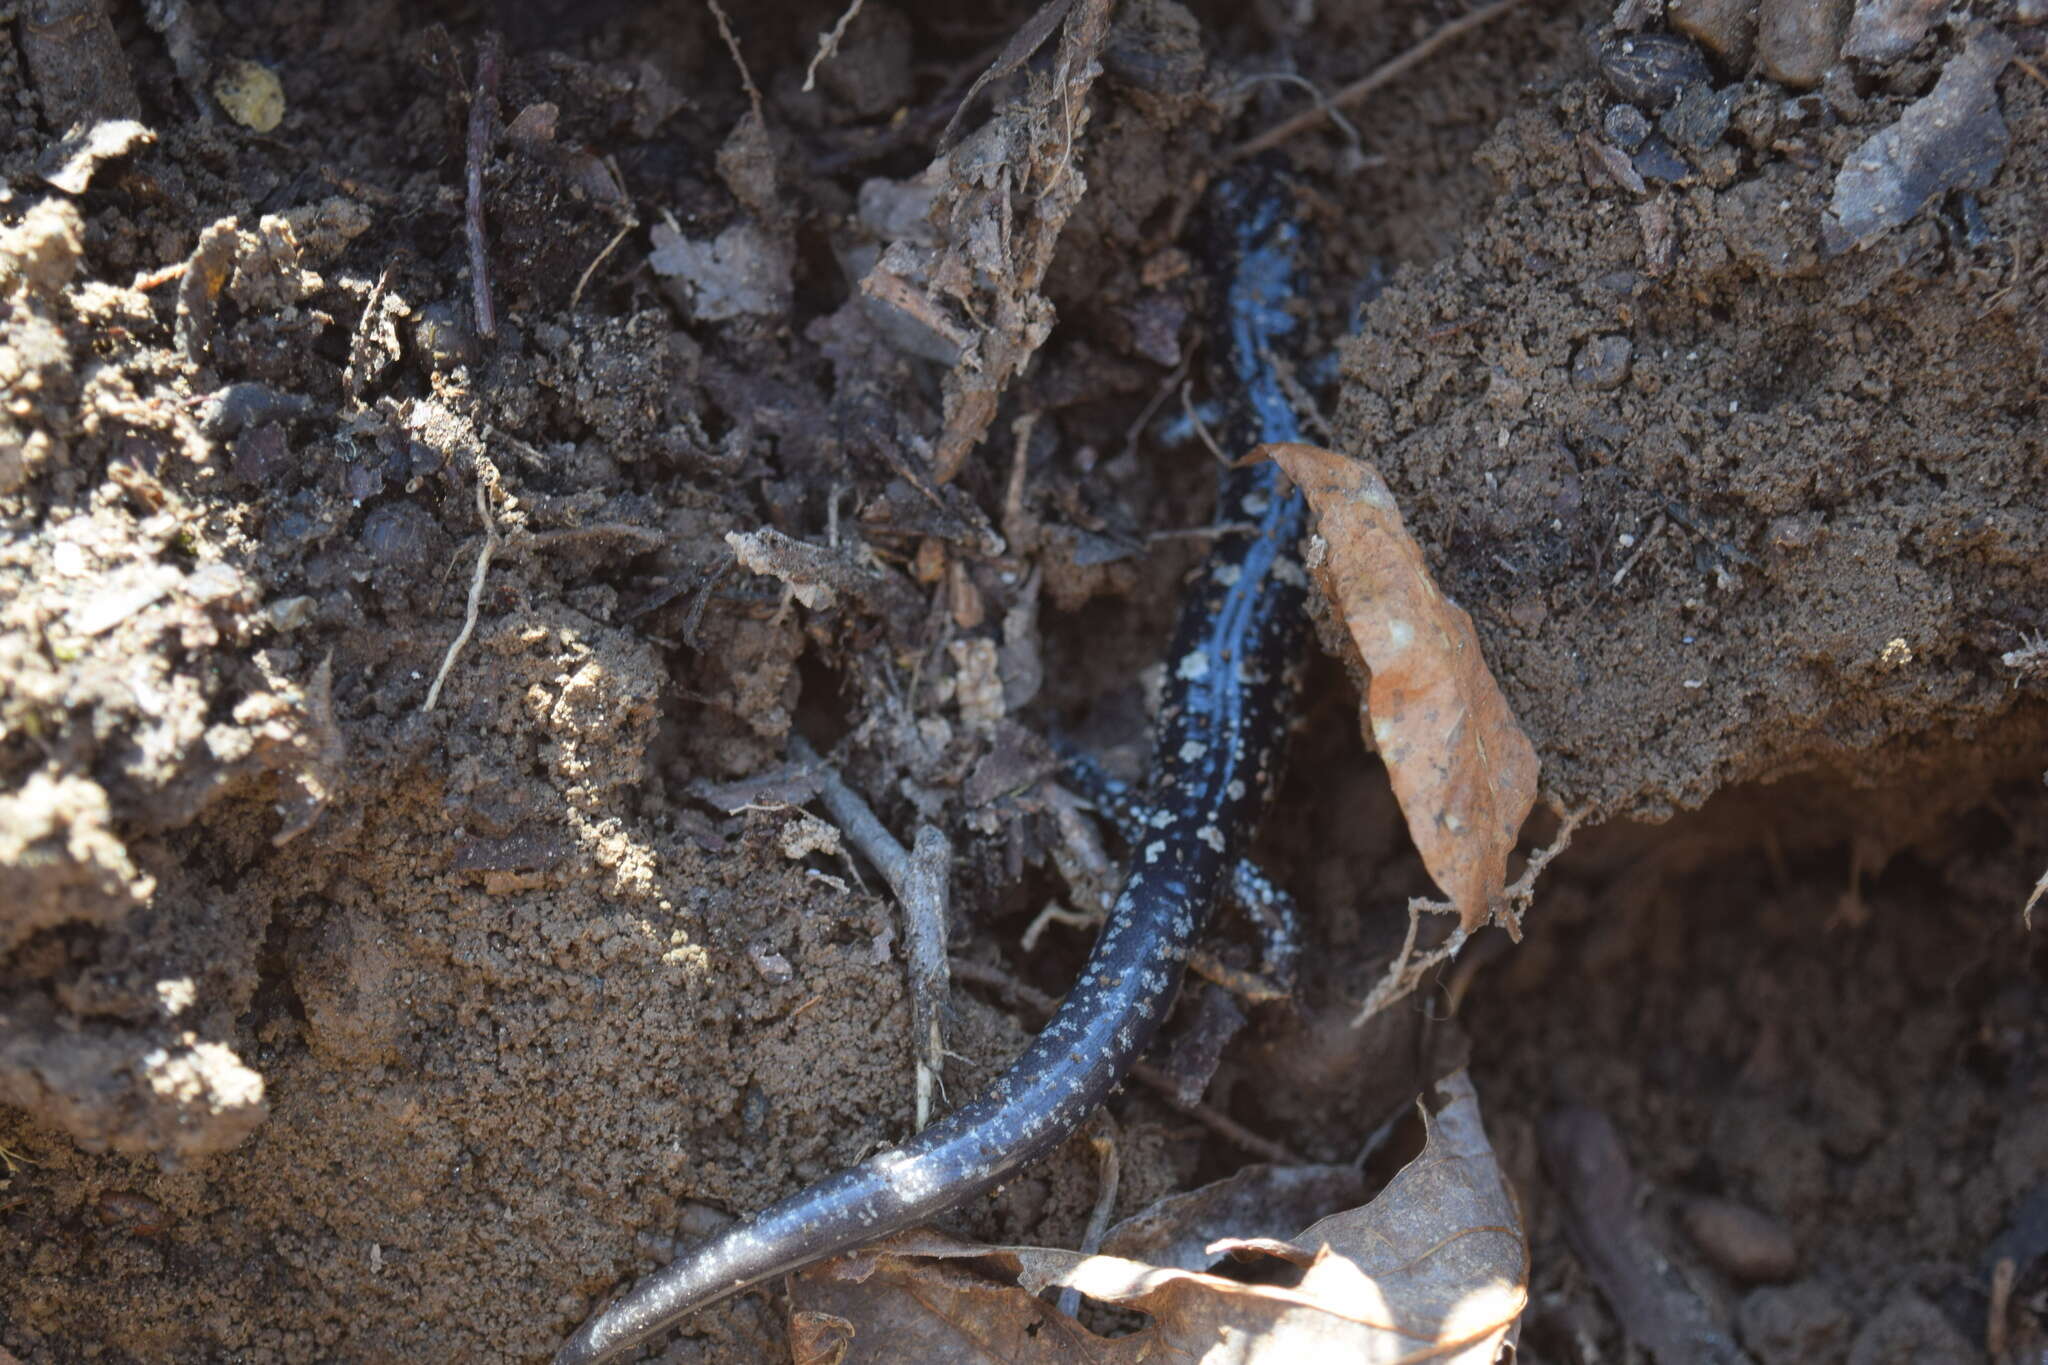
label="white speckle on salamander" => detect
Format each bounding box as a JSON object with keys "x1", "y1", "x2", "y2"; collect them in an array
[
  {"x1": 1176, "y1": 651, "x2": 1210, "y2": 681},
  {"x1": 1144, "y1": 841, "x2": 1165, "y2": 864},
  {"x1": 1179, "y1": 740, "x2": 1207, "y2": 762}
]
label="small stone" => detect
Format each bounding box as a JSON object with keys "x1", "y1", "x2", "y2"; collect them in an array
[
  {"x1": 1759, "y1": 0, "x2": 1851, "y2": 89},
  {"x1": 1738, "y1": 1283, "x2": 1850, "y2": 1365},
  {"x1": 1670, "y1": 0, "x2": 1759, "y2": 69},
  {"x1": 212, "y1": 59, "x2": 285, "y2": 132},
  {"x1": 413, "y1": 302, "x2": 480, "y2": 371},
  {"x1": 357, "y1": 501, "x2": 443, "y2": 584},
  {"x1": 1632, "y1": 136, "x2": 1694, "y2": 185},
  {"x1": 1843, "y1": 0, "x2": 1944, "y2": 62},
  {"x1": 263, "y1": 596, "x2": 315, "y2": 632},
  {"x1": 1604, "y1": 103, "x2": 1653, "y2": 150},
  {"x1": 1572, "y1": 335, "x2": 1634, "y2": 391},
  {"x1": 1682, "y1": 1197, "x2": 1799, "y2": 1282},
  {"x1": 1598, "y1": 31, "x2": 1711, "y2": 108},
  {"x1": 1661, "y1": 82, "x2": 1739, "y2": 152},
  {"x1": 230, "y1": 423, "x2": 291, "y2": 487}
]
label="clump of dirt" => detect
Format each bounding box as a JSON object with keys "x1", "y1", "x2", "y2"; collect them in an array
[
  {"x1": 1, "y1": 1, "x2": 2045, "y2": 1362},
  {"x1": 1336, "y1": 14, "x2": 2048, "y2": 820}
]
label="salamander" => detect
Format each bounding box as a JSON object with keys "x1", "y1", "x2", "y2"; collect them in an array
[{"x1": 555, "y1": 159, "x2": 1314, "y2": 1365}]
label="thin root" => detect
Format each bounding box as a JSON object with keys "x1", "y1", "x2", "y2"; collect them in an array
[
  {"x1": 1352, "y1": 806, "x2": 1585, "y2": 1026},
  {"x1": 422, "y1": 462, "x2": 502, "y2": 713}
]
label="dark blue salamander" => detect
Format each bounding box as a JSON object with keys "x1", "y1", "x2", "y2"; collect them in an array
[{"x1": 556, "y1": 161, "x2": 1314, "y2": 1365}]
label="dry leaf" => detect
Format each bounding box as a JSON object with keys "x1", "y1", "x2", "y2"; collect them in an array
[
  {"x1": 790, "y1": 1070, "x2": 1525, "y2": 1363},
  {"x1": 1262, "y1": 443, "x2": 1539, "y2": 932}
]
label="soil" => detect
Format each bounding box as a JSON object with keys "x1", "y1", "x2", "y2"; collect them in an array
[{"x1": 2, "y1": 1, "x2": 2045, "y2": 1363}]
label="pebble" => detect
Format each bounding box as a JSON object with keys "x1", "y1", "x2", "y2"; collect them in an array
[
  {"x1": 1598, "y1": 31, "x2": 1710, "y2": 108},
  {"x1": 1632, "y1": 136, "x2": 1693, "y2": 186},
  {"x1": 1603, "y1": 103, "x2": 1653, "y2": 150},
  {"x1": 96, "y1": 1191, "x2": 169, "y2": 1236},
  {"x1": 1669, "y1": 0, "x2": 1759, "y2": 68},
  {"x1": 1661, "y1": 82, "x2": 1739, "y2": 152},
  {"x1": 1682, "y1": 1196, "x2": 1800, "y2": 1281},
  {"x1": 1843, "y1": 0, "x2": 1944, "y2": 62},
  {"x1": 1571, "y1": 335, "x2": 1634, "y2": 391},
  {"x1": 1759, "y1": 0, "x2": 1851, "y2": 89}
]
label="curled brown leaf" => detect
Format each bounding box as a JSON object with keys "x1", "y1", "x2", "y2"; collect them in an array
[
  {"x1": 1261, "y1": 442, "x2": 1540, "y2": 933},
  {"x1": 789, "y1": 1071, "x2": 1524, "y2": 1362}
]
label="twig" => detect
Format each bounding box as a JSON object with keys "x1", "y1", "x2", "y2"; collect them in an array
[
  {"x1": 1231, "y1": 73, "x2": 1363, "y2": 156},
  {"x1": 466, "y1": 34, "x2": 501, "y2": 340},
  {"x1": 1540, "y1": 1104, "x2": 1751, "y2": 1365},
  {"x1": 2013, "y1": 54, "x2": 2048, "y2": 94},
  {"x1": 802, "y1": 0, "x2": 866, "y2": 92},
  {"x1": 1181, "y1": 379, "x2": 1232, "y2": 469},
  {"x1": 423, "y1": 463, "x2": 502, "y2": 712},
  {"x1": 1231, "y1": 0, "x2": 1526, "y2": 159},
  {"x1": 569, "y1": 221, "x2": 635, "y2": 313},
  {"x1": 1988, "y1": 1255, "x2": 2016, "y2": 1359},
  {"x1": 1057, "y1": 1116, "x2": 1120, "y2": 1318},
  {"x1": 788, "y1": 737, "x2": 953, "y2": 1130},
  {"x1": 704, "y1": 0, "x2": 764, "y2": 126},
  {"x1": 949, "y1": 957, "x2": 1304, "y2": 1165},
  {"x1": 1608, "y1": 512, "x2": 1667, "y2": 589}
]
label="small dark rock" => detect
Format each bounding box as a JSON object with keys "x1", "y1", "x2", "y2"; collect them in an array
[
  {"x1": 1683, "y1": 1196, "x2": 1800, "y2": 1282},
  {"x1": 413, "y1": 302, "x2": 480, "y2": 371},
  {"x1": 1572, "y1": 335, "x2": 1634, "y2": 391},
  {"x1": 1632, "y1": 136, "x2": 1694, "y2": 185},
  {"x1": 1661, "y1": 82, "x2": 1739, "y2": 152},
  {"x1": 1604, "y1": 103, "x2": 1653, "y2": 150},
  {"x1": 1598, "y1": 31, "x2": 1711, "y2": 108},
  {"x1": 198, "y1": 382, "x2": 315, "y2": 439},
  {"x1": 342, "y1": 455, "x2": 385, "y2": 503},
  {"x1": 357, "y1": 501, "x2": 445, "y2": 590},
  {"x1": 230, "y1": 423, "x2": 291, "y2": 487}
]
